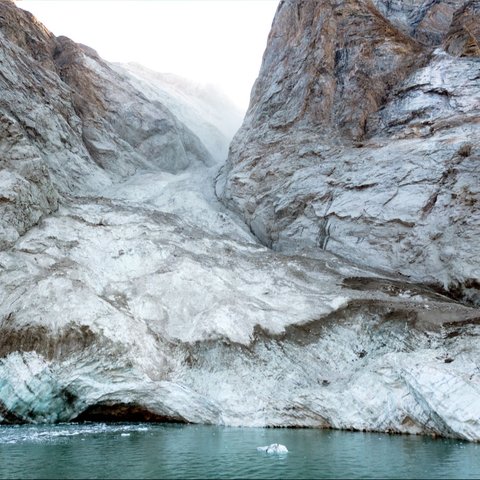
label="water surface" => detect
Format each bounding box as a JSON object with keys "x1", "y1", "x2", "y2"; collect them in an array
[{"x1": 0, "y1": 423, "x2": 479, "y2": 479}]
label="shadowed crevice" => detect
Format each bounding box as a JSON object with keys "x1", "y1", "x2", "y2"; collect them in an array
[{"x1": 72, "y1": 403, "x2": 188, "y2": 424}]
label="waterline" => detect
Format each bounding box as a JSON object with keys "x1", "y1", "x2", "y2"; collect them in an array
[{"x1": 0, "y1": 423, "x2": 479, "y2": 479}]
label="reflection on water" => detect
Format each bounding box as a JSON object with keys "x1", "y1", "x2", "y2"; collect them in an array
[{"x1": 0, "y1": 423, "x2": 479, "y2": 479}]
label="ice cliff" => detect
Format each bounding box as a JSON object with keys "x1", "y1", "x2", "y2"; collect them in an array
[{"x1": 1, "y1": 0, "x2": 480, "y2": 442}]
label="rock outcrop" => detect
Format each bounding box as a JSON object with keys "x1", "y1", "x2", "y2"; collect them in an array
[
  {"x1": 0, "y1": 0, "x2": 229, "y2": 250},
  {"x1": 372, "y1": 0, "x2": 471, "y2": 46},
  {"x1": 218, "y1": 0, "x2": 480, "y2": 301},
  {"x1": 53, "y1": 36, "x2": 213, "y2": 176},
  {"x1": 1, "y1": 0, "x2": 480, "y2": 442}
]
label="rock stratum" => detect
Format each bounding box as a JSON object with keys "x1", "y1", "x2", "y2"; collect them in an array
[{"x1": 1, "y1": 0, "x2": 480, "y2": 442}]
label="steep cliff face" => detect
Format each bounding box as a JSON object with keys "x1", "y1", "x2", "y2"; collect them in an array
[
  {"x1": 218, "y1": 0, "x2": 480, "y2": 300},
  {"x1": 0, "y1": 0, "x2": 225, "y2": 250},
  {"x1": 2, "y1": 0, "x2": 480, "y2": 442},
  {"x1": 53, "y1": 36, "x2": 213, "y2": 176},
  {"x1": 0, "y1": 2, "x2": 87, "y2": 248}
]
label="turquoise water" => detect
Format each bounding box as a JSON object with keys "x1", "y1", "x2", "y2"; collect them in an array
[{"x1": 0, "y1": 423, "x2": 479, "y2": 479}]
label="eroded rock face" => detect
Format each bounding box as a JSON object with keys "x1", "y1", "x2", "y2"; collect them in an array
[
  {"x1": 444, "y1": 2, "x2": 480, "y2": 56},
  {"x1": 218, "y1": 0, "x2": 480, "y2": 299},
  {"x1": 2, "y1": 0, "x2": 480, "y2": 442},
  {"x1": 0, "y1": 2, "x2": 87, "y2": 247},
  {"x1": 372, "y1": 0, "x2": 468, "y2": 46},
  {"x1": 53, "y1": 36, "x2": 213, "y2": 176},
  {"x1": 0, "y1": 0, "x2": 229, "y2": 250}
]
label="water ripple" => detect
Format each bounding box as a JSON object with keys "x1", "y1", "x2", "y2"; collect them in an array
[{"x1": 0, "y1": 424, "x2": 479, "y2": 479}]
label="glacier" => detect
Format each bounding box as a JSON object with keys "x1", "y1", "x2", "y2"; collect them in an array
[{"x1": 0, "y1": 0, "x2": 480, "y2": 443}]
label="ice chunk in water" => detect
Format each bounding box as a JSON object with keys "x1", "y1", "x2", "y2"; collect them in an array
[{"x1": 256, "y1": 443, "x2": 288, "y2": 454}]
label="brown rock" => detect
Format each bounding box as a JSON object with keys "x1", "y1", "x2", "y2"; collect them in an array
[{"x1": 444, "y1": 1, "x2": 480, "y2": 56}]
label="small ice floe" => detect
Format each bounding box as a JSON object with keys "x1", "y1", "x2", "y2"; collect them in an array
[
  {"x1": 256, "y1": 443, "x2": 288, "y2": 454},
  {"x1": 120, "y1": 433, "x2": 131, "y2": 437}
]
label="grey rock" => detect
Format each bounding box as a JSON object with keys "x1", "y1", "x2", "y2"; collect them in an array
[
  {"x1": 372, "y1": 0, "x2": 467, "y2": 46},
  {"x1": 0, "y1": 0, "x2": 225, "y2": 249},
  {"x1": 219, "y1": 0, "x2": 480, "y2": 300},
  {"x1": 53, "y1": 36, "x2": 213, "y2": 176}
]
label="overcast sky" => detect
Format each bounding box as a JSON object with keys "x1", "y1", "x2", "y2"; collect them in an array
[{"x1": 17, "y1": 0, "x2": 279, "y2": 111}]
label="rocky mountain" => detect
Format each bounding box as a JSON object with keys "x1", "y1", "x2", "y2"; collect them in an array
[
  {"x1": 218, "y1": 0, "x2": 480, "y2": 300},
  {"x1": 1, "y1": 0, "x2": 480, "y2": 442}
]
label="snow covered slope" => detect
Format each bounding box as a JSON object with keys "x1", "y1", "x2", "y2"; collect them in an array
[
  {"x1": 113, "y1": 63, "x2": 243, "y2": 162},
  {"x1": 1, "y1": 0, "x2": 480, "y2": 442}
]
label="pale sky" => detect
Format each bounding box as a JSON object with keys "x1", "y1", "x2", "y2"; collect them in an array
[{"x1": 17, "y1": 0, "x2": 279, "y2": 111}]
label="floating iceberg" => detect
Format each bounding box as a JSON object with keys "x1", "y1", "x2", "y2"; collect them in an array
[{"x1": 256, "y1": 443, "x2": 288, "y2": 454}]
